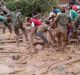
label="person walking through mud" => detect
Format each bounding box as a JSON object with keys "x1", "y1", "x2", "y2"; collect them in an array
[
  {"x1": 2, "y1": 13, "x2": 12, "y2": 34},
  {"x1": 69, "y1": 6, "x2": 78, "y2": 22},
  {"x1": 2, "y1": 11, "x2": 28, "y2": 45},
  {"x1": 52, "y1": 9, "x2": 71, "y2": 52},
  {"x1": 36, "y1": 21, "x2": 55, "y2": 47},
  {"x1": 12, "y1": 10, "x2": 28, "y2": 45},
  {"x1": 68, "y1": 6, "x2": 78, "y2": 39},
  {"x1": 25, "y1": 17, "x2": 42, "y2": 44}
]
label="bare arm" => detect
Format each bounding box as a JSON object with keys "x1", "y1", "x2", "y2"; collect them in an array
[
  {"x1": 48, "y1": 29, "x2": 56, "y2": 43},
  {"x1": 49, "y1": 15, "x2": 59, "y2": 28},
  {"x1": 52, "y1": 16, "x2": 59, "y2": 25}
]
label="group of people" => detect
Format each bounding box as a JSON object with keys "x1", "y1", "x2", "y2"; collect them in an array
[
  {"x1": 0, "y1": 3, "x2": 80, "y2": 52},
  {"x1": 49, "y1": 6, "x2": 80, "y2": 51}
]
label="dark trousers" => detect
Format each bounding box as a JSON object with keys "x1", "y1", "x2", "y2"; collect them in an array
[{"x1": 36, "y1": 32, "x2": 48, "y2": 43}]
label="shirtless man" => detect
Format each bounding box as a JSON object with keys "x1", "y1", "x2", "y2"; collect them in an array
[
  {"x1": 25, "y1": 17, "x2": 42, "y2": 43},
  {"x1": 36, "y1": 21, "x2": 55, "y2": 47}
]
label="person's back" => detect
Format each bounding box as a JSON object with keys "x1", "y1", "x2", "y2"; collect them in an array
[
  {"x1": 36, "y1": 21, "x2": 54, "y2": 46},
  {"x1": 11, "y1": 12, "x2": 23, "y2": 26},
  {"x1": 57, "y1": 13, "x2": 70, "y2": 29}
]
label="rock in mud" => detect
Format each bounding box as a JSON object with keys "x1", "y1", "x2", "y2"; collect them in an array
[
  {"x1": 12, "y1": 55, "x2": 21, "y2": 60},
  {"x1": 35, "y1": 44, "x2": 43, "y2": 50}
]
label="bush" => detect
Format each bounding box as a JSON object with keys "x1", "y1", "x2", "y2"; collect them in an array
[
  {"x1": 16, "y1": 0, "x2": 49, "y2": 16},
  {"x1": 5, "y1": 1, "x2": 17, "y2": 11},
  {"x1": 5, "y1": 0, "x2": 58, "y2": 16}
]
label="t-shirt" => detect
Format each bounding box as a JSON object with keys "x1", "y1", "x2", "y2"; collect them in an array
[
  {"x1": 28, "y1": 18, "x2": 42, "y2": 26},
  {"x1": 53, "y1": 9, "x2": 61, "y2": 14},
  {"x1": 70, "y1": 10, "x2": 78, "y2": 21}
]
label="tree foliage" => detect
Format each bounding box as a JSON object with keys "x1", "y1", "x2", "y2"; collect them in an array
[
  {"x1": 5, "y1": 0, "x2": 59, "y2": 16},
  {"x1": 5, "y1": 1, "x2": 16, "y2": 11}
]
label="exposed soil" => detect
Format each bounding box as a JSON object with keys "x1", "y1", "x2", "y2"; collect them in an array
[{"x1": 0, "y1": 28, "x2": 80, "y2": 75}]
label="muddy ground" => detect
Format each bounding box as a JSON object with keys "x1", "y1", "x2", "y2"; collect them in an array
[{"x1": 0, "y1": 28, "x2": 80, "y2": 75}]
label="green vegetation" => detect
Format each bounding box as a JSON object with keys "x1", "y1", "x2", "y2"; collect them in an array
[{"x1": 5, "y1": 0, "x2": 59, "y2": 16}]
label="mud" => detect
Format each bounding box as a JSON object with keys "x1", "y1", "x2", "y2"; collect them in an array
[{"x1": 0, "y1": 29, "x2": 80, "y2": 75}]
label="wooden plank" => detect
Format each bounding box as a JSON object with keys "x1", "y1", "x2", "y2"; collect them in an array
[
  {"x1": 0, "y1": 39, "x2": 23, "y2": 43},
  {"x1": 0, "y1": 51, "x2": 22, "y2": 53}
]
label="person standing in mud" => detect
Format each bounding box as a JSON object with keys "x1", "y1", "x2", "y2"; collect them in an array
[
  {"x1": 25, "y1": 17, "x2": 42, "y2": 44},
  {"x1": 69, "y1": 6, "x2": 78, "y2": 22},
  {"x1": 52, "y1": 9, "x2": 71, "y2": 52},
  {"x1": 12, "y1": 10, "x2": 28, "y2": 44},
  {"x1": 36, "y1": 21, "x2": 55, "y2": 47},
  {"x1": 69, "y1": 6, "x2": 78, "y2": 39},
  {"x1": 2, "y1": 13, "x2": 13, "y2": 34}
]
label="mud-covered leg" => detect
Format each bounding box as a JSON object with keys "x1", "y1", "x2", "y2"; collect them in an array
[
  {"x1": 29, "y1": 32, "x2": 34, "y2": 46},
  {"x1": 20, "y1": 25, "x2": 28, "y2": 42},
  {"x1": 61, "y1": 31, "x2": 68, "y2": 52},
  {"x1": 48, "y1": 29, "x2": 56, "y2": 45},
  {"x1": 14, "y1": 26, "x2": 20, "y2": 45},
  {"x1": 56, "y1": 32, "x2": 61, "y2": 51},
  {"x1": 6, "y1": 24, "x2": 12, "y2": 34},
  {"x1": 3, "y1": 26, "x2": 6, "y2": 34}
]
